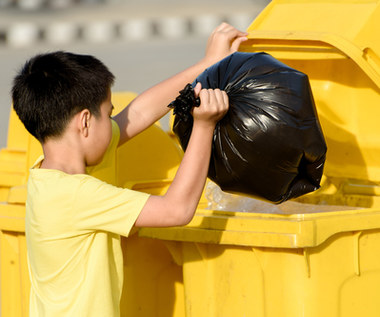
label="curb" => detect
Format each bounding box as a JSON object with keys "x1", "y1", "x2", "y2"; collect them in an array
[{"x1": 0, "y1": 4, "x2": 264, "y2": 48}]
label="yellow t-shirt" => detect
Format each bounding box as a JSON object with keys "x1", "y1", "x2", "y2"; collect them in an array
[{"x1": 26, "y1": 120, "x2": 150, "y2": 316}]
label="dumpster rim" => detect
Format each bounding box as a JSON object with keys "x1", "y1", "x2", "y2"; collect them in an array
[{"x1": 139, "y1": 206, "x2": 380, "y2": 248}]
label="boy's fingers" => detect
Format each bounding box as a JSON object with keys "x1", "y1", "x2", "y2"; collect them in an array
[
  {"x1": 213, "y1": 89, "x2": 224, "y2": 107},
  {"x1": 215, "y1": 23, "x2": 247, "y2": 36},
  {"x1": 222, "y1": 91, "x2": 229, "y2": 107},
  {"x1": 231, "y1": 36, "x2": 248, "y2": 52},
  {"x1": 215, "y1": 22, "x2": 245, "y2": 33},
  {"x1": 199, "y1": 88, "x2": 210, "y2": 105},
  {"x1": 208, "y1": 89, "x2": 218, "y2": 107},
  {"x1": 227, "y1": 29, "x2": 248, "y2": 41},
  {"x1": 194, "y1": 82, "x2": 202, "y2": 98},
  {"x1": 194, "y1": 88, "x2": 228, "y2": 122},
  {"x1": 214, "y1": 22, "x2": 230, "y2": 32}
]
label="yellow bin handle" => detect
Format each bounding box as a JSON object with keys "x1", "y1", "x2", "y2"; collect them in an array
[{"x1": 243, "y1": 30, "x2": 380, "y2": 89}]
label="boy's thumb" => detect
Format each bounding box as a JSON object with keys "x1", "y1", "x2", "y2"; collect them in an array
[{"x1": 194, "y1": 82, "x2": 202, "y2": 98}]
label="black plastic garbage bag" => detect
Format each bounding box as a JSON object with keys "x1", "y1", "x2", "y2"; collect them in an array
[{"x1": 169, "y1": 52, "x2": 327, "y2": 203}]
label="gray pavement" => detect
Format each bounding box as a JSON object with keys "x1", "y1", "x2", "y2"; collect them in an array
[{"x1": 0, "y1": 0, "x2": 270, "y2": 148}]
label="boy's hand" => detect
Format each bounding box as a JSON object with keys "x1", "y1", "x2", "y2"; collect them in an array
[
  {"x1": 203, "y1": 23, "x2": 248, "y2": 67},
  {"x1": 192, "y1": 82, "x2": 229, "y2": 127}
]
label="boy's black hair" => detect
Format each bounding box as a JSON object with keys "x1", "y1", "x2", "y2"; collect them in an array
[{"x1": 12, "y1": 51, "x2": 115, "y2": 143}]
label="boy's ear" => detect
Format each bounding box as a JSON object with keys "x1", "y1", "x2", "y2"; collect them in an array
[{"x1": 78, "y1": 109, "x2": 91, "y2": 137}]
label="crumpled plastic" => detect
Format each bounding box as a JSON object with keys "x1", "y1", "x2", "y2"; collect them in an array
[
  {"x1": 205, "y1": 181, "x2": 360, "y2": 214},
  {"x1": 169, "y1": 52, "x2": 327, "y2": 203}
]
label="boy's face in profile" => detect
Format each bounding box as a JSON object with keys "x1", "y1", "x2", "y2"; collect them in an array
[{"x1": 85, "y1": 89, "x2": 114, "y2": 166}]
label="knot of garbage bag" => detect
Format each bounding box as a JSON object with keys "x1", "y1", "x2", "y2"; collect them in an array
[{"x1": 168, "y1": 84, "x2": 200, "y2": 122}]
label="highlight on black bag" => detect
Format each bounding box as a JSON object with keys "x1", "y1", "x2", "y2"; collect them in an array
[{"x1": 168, "y1": 52, "x2": 327, "y2": 204}]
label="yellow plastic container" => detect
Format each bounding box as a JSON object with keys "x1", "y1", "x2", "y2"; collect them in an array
[
  {"x1": 0, "y1": 92, "x2": 186, "y2": 317},
  {"x1": 0, "y1": 109, "x2": 42, "y2": 202},
  {"x1": 138, "y1": 1, "x2": 380, "y2": 316}
]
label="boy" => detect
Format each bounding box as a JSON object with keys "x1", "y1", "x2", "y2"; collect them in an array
[{"x1": 12, "y1": 23, "x2": 247, "y2": 316}]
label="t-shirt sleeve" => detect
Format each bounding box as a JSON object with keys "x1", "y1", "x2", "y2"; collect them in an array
[{"x1": 73, "y1": 175, "x2": 150, "y2": 237}]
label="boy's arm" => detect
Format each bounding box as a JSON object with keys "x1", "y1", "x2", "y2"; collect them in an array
[
  {"x1": 134, "y1": 83, "x2": 228, "y2": 227},
  {"x1": 113, "y1": 23, "x2": 247, "y2": 146}
]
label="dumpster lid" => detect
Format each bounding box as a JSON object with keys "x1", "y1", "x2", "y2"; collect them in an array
[{"x1": 245, "y1": 0, "x2": 380, "y2": 89}]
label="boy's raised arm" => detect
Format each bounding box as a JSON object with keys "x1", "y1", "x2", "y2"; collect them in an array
[{"x1": 113, "y1": 23, "x2": 247, "y2": 146}]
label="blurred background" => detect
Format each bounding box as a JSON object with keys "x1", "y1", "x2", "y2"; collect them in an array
[{"x1": 0, "y1": 0, "x2": 270, "y2": 148}]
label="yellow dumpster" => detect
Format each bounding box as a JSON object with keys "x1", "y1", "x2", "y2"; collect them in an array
[
  {"x1": 0, "y1": 92, "x2": 186, "y2": 317},
  {"x1": 138, "y1": 1, "x2": 380, "y2": 316}
]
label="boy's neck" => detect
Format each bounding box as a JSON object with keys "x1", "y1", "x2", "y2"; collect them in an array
[{"x1": 40, "y1": 137, "x2": 87, "y2": 175}]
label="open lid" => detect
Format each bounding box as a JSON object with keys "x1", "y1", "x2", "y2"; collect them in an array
[{"x1": 239, "y1": 0, "x2": 380, "y2": 183}]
